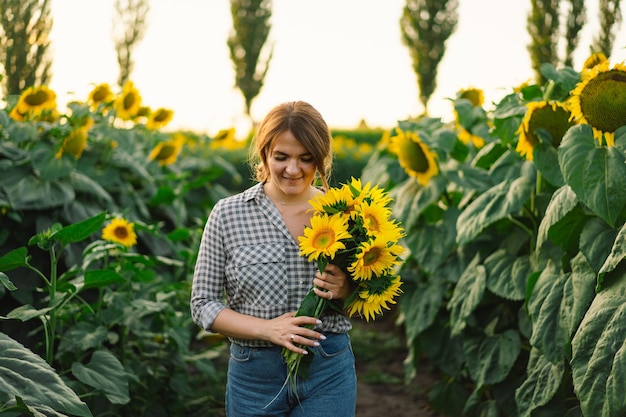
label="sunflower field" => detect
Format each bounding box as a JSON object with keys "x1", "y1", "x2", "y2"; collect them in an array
[
  {"x1": 2, "y1": 50, "x2": 626, "y2": 417},
  {"x1": 363, "y1": 53, "x2": 626, "y2": 417}
]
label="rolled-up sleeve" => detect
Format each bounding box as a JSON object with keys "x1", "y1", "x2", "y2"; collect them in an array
[{"x1": 190, "y1": 202, "x2": 227, "y2": 331}]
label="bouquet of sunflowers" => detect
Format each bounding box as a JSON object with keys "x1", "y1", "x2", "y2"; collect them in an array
[{"x1": 282, "y1": 178, "x2": 406, "y2": 382}]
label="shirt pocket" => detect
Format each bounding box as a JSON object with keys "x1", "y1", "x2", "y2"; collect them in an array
[{"x1": 233, "y1": 243, "x2": 287, "y2": 307}]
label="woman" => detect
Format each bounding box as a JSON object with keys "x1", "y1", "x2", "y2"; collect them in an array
[{"x1": 191, "y1": 101, "x2": 356, "y2": 416}]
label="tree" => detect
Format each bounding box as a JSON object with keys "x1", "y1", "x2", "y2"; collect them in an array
[
  {"x1": 0, "y1": 0, "x2": 53, "y2": 96},
  {"x1": 112, "y1": 0, "x2": 150, "y2": 88},
  {"x1": 399, "y1": 0, "x2": 458, "y2": 115},
  {"x1": 527, "y1": 0, "x2": 561, "y2": 83},
  {"x1": 228, "y1": 0, "x2": 273, "y2": 120},
  {"x1": 592, "y1": 0, "x2": 623, "y2": 57},
  {"x1": 563, "y1": 0, "x2": 586, "y2": 67}
]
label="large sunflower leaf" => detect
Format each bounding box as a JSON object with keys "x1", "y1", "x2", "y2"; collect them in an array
[
  {"x1": 599, "y1": 221, "x2": 626, "y2": 276},
  {"x1": 463, "y1": 330, "x2": 521, "y2": 386},
  {"x1": 5, "y1": 176, "x2": 75, "y2": 210},
  {"x1": 579, "y1": 217, "x2": 617, "y2": 285},
  {"x1": 448, "y1": 254, "x2": 486, "y2": 336},
  {"x1": 406, "y1": 208, "x2": 458, "y2": 274},
  {"x1": 527, "y1": 263, "x2": 570, "y2": 363},
  {"x1": 515, "y1": 348, "x2": 565, "y2": 417},
  {"x1": 400, "y1": 279, "x2": 446, "y2": 343},
  {"x1": 559, "y1": 124, "x2": 626, "y2": 227},
  {"x1": 456, "y1": 176, "x2": 534, "y2": 246},
  {"x1": 0, "y1": 333, "x2": 93, "y2": 417},
  {"x1": 50, "y1": 211, "x2": 107, "y2": 246},
  {"x1": 483, "y1": 249, "x2": 531, "y2": 301},
  {"x1": 71, "y1": 350, "x2": 130, "y2": 405},
  {"x1": 561, "y1": 252, "x2": 597, "y2": 338},
  {"x1": 536, "y1": 185, "x2": 587, "y2": 252},
  {"x1": 571, "y1": 266, "x2": 626, "y2": 417}
]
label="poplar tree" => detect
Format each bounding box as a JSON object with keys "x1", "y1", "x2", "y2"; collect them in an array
[
  {"x1": 592, "y1": 0, "x2": 622, "y2": 57},
  {"x1": 399, "y1": 0, "x2": 458, "y2": 114},
  {"x1": 0, "y1": 0, "x2": 53, "y2": 96},
  {"x1": 527, "y1": 0, "x2": 561, "y2": 83},
  {"x1": 113, "y1": 0, "x2": 150, "y2": 88},
  {"x1": 563, "y1": 0, "x2": 586, "y2": 67},
  {"x1": 228, "y1": 0, "x2": 273, "y2": 119}
]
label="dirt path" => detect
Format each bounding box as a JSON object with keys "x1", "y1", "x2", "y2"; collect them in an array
[{"x1": 352, "y1": 314, "x2": 445, "y2": 417}]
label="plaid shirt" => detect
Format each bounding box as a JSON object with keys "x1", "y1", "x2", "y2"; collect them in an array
[{"x1": 191, "y1": 182, "x2": 351, "y2": 347}]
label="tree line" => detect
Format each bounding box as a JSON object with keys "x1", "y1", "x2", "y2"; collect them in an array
[{"x1": 0, "y1": 0, "x2": 622, "y2": 124}]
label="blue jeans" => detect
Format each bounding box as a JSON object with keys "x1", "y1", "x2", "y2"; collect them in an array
[{"x1": 226, "y1": 333, "x2": 356, "y2": 417}]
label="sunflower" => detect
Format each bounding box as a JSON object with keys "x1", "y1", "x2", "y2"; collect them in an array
[
  {"x1": 347, "y1": 275, "x2": 403, "y2": 321},
  {"x1": 388, "y1": 129, "x2": 439, "y2": 186},
  {"x1": 515, "y1": 101, "x2": 574, "y2": 160},
  {"x1": 102, "y1": 218, "x2": 137, "y2": 247},
  {"x1": 458, "y1": 127, "x2": 486, "y2": 148},
  {"x1": 113, "y1": 81, "x2": 142, "y2": 120},
  {"x1": 457, "y1": 87, "x2": 484, "y2": 107},
  {"x1": 569, "y1": 60, "x2": 626, "y2": 147},
  {"x1": 298, "y1": 213, "x2": 352, "y2": 262},
  {"x1": 146, "y1": 107, "x2": 174, "y2": 130},
  {"x1": 581, "y1": 51, "x2": 608, "y2": 73},
  {"x1": 148, "y1": 133, "x2": 185, "y2": 166},
  {"x1": 348, "y1": 237, "x2": 405, "y2": 281},
  {"x1": 12, "y1": 86, "x2": 57, "y2": 120},
  {"x1": 56, "y1": 126, "x2": 89, "y2": 159},
  {"x1": 309, "y1": 185, "x2": 354, "y2": 215},
  {"x1": 88, "y1": 83, "x2": 114, "y2": 108}
]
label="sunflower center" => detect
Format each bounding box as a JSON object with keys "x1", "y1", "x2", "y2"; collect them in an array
[
  {"x1": 580, "y1": 70, "x2": 626, "y2": 134},
  {"x1": 400, "y1": 139, "x2": 429, "y2": 173},
  {"x1": 25, "y1": 90, "x2": 51, "y2": 106},
  {"x1": 114, "y1": 226, "x2": 129, "y2": 239},
  {"x1": 364, "y1": 214, "x2": 380, "y2": 232},
  {"x1": 123, "y1": 92, "x2": 138, "y2": 110},
  {"x1": 362, "y1": 247, "x2": 382, "y2": 266},
  {"x1": 527, "y1": 105, "x2": 573, "y2": 147},
  {"x1": 312, "y1": 229, "x2": 335, "y2": 249}
]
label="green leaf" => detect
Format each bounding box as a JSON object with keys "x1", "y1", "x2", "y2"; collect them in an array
[
  {"x1": 0, "y1": 333, "x2": 93, "y2": 417},
  {"x1": 464, "y1": 330, "x2": 521, "y2": 386},
  {"x1": 533, "y1": 143, "x2": 564, "y2": 187},
  {"x1": 83, "y1": 269, "x2": 125, "y2": 290},
  {"x1": 515, "y1": 348, "x2": 564, "y2": 417},
  {"x1": 599, "y1": 222, "x2": 626, "y2": 275},
  {"x1": 58, "y1": 322, "x2": 108, "y2": 355},
  {"x1": 571, "y1": 266, "x2": 626, "y2": 417},
  {"x1": 579, "y1": 217, "x2": 617, "y2": 274},
  {"x1": 400, "y1": 280, "x2": 446, "y2": 342},
  {"x1": 406, "y1": 208, "x2": 458, "y2": 274},
  {"x1": 30, "y1": 141, "x2": 74, "y2": 180},
  {"x1": 51, "y1": 211, "x2": 107, "y2": 246},
  {"x1": 0, "y1": 272, "x2": 16, "y2": 291},
  {"x1": 456, "y1": 176, "x2": 534, "y2": 246},
  {"x1": 5, "y1": 176, "x2": 75, "y2": 210},
  {"x1": 71, "y1": 350, "x2": 130, "y2": 405},
  {"x1": 527, "y1": 263, "x2": 570, "y2": 363},
  {"x1": 0, "y1": 247, "x2": 29, "y2": 272},
  {"x1": 448, "y1": 254, "x2": 486, "y2": 336},
  {"x1": 537, "y1": 185, "x2": 587, "y2": 253},
  {"x1": 561, "y1": 252, "x2": 597, "y2": 338},
  {"x1": 483, "y1": 249, "x2": 531, "y2": 301},
  {"x1": 7, "y1": 305, "x2": 52, "y2": 321},
  {"x1": 559, "y1": 124, "x2": 626, "y2": 227}
]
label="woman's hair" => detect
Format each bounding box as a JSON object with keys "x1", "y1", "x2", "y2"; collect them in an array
[{"x1": 249, "y1": 101, "x2": 333, "y2": 190}]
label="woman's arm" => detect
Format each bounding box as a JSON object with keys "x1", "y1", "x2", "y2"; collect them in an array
[{"x1": 211, "y1": 308, "x2": 326, "y2": 354}]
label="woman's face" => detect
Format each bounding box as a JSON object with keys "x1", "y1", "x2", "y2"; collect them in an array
[{"x1": 266, "y1": 130, "x2": 317, "y2": 199}]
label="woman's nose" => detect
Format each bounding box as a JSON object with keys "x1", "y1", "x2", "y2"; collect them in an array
[{"x1": 285, "y1": 159, "x2": 299, "y2": 173}]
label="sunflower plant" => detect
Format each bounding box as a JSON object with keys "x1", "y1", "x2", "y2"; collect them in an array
[{"x1": 282, "y1": 177, "x2": 405, "y2": 383}]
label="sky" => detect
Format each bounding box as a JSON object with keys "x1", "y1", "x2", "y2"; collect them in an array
[{"x1": 48, "y1": 0, "x2": 626, "y2": 136}]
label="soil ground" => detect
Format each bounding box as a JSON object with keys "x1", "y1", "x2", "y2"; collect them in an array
[{"x1": 351, "y1": 313, "x2": 446, "y2": 417}]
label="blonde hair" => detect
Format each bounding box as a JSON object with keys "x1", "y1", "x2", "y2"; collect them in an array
[{"x1": 249, "y1": 101, "x2": 333, "y2": 190}]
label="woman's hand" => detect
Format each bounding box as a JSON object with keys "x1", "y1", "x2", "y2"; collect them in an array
[
  {"x1": 313, "y1": 263, "x2": 350, "y2": 302},
  {"x1": 266, "y1": 312, "x2": 327, "y2": 354}
]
